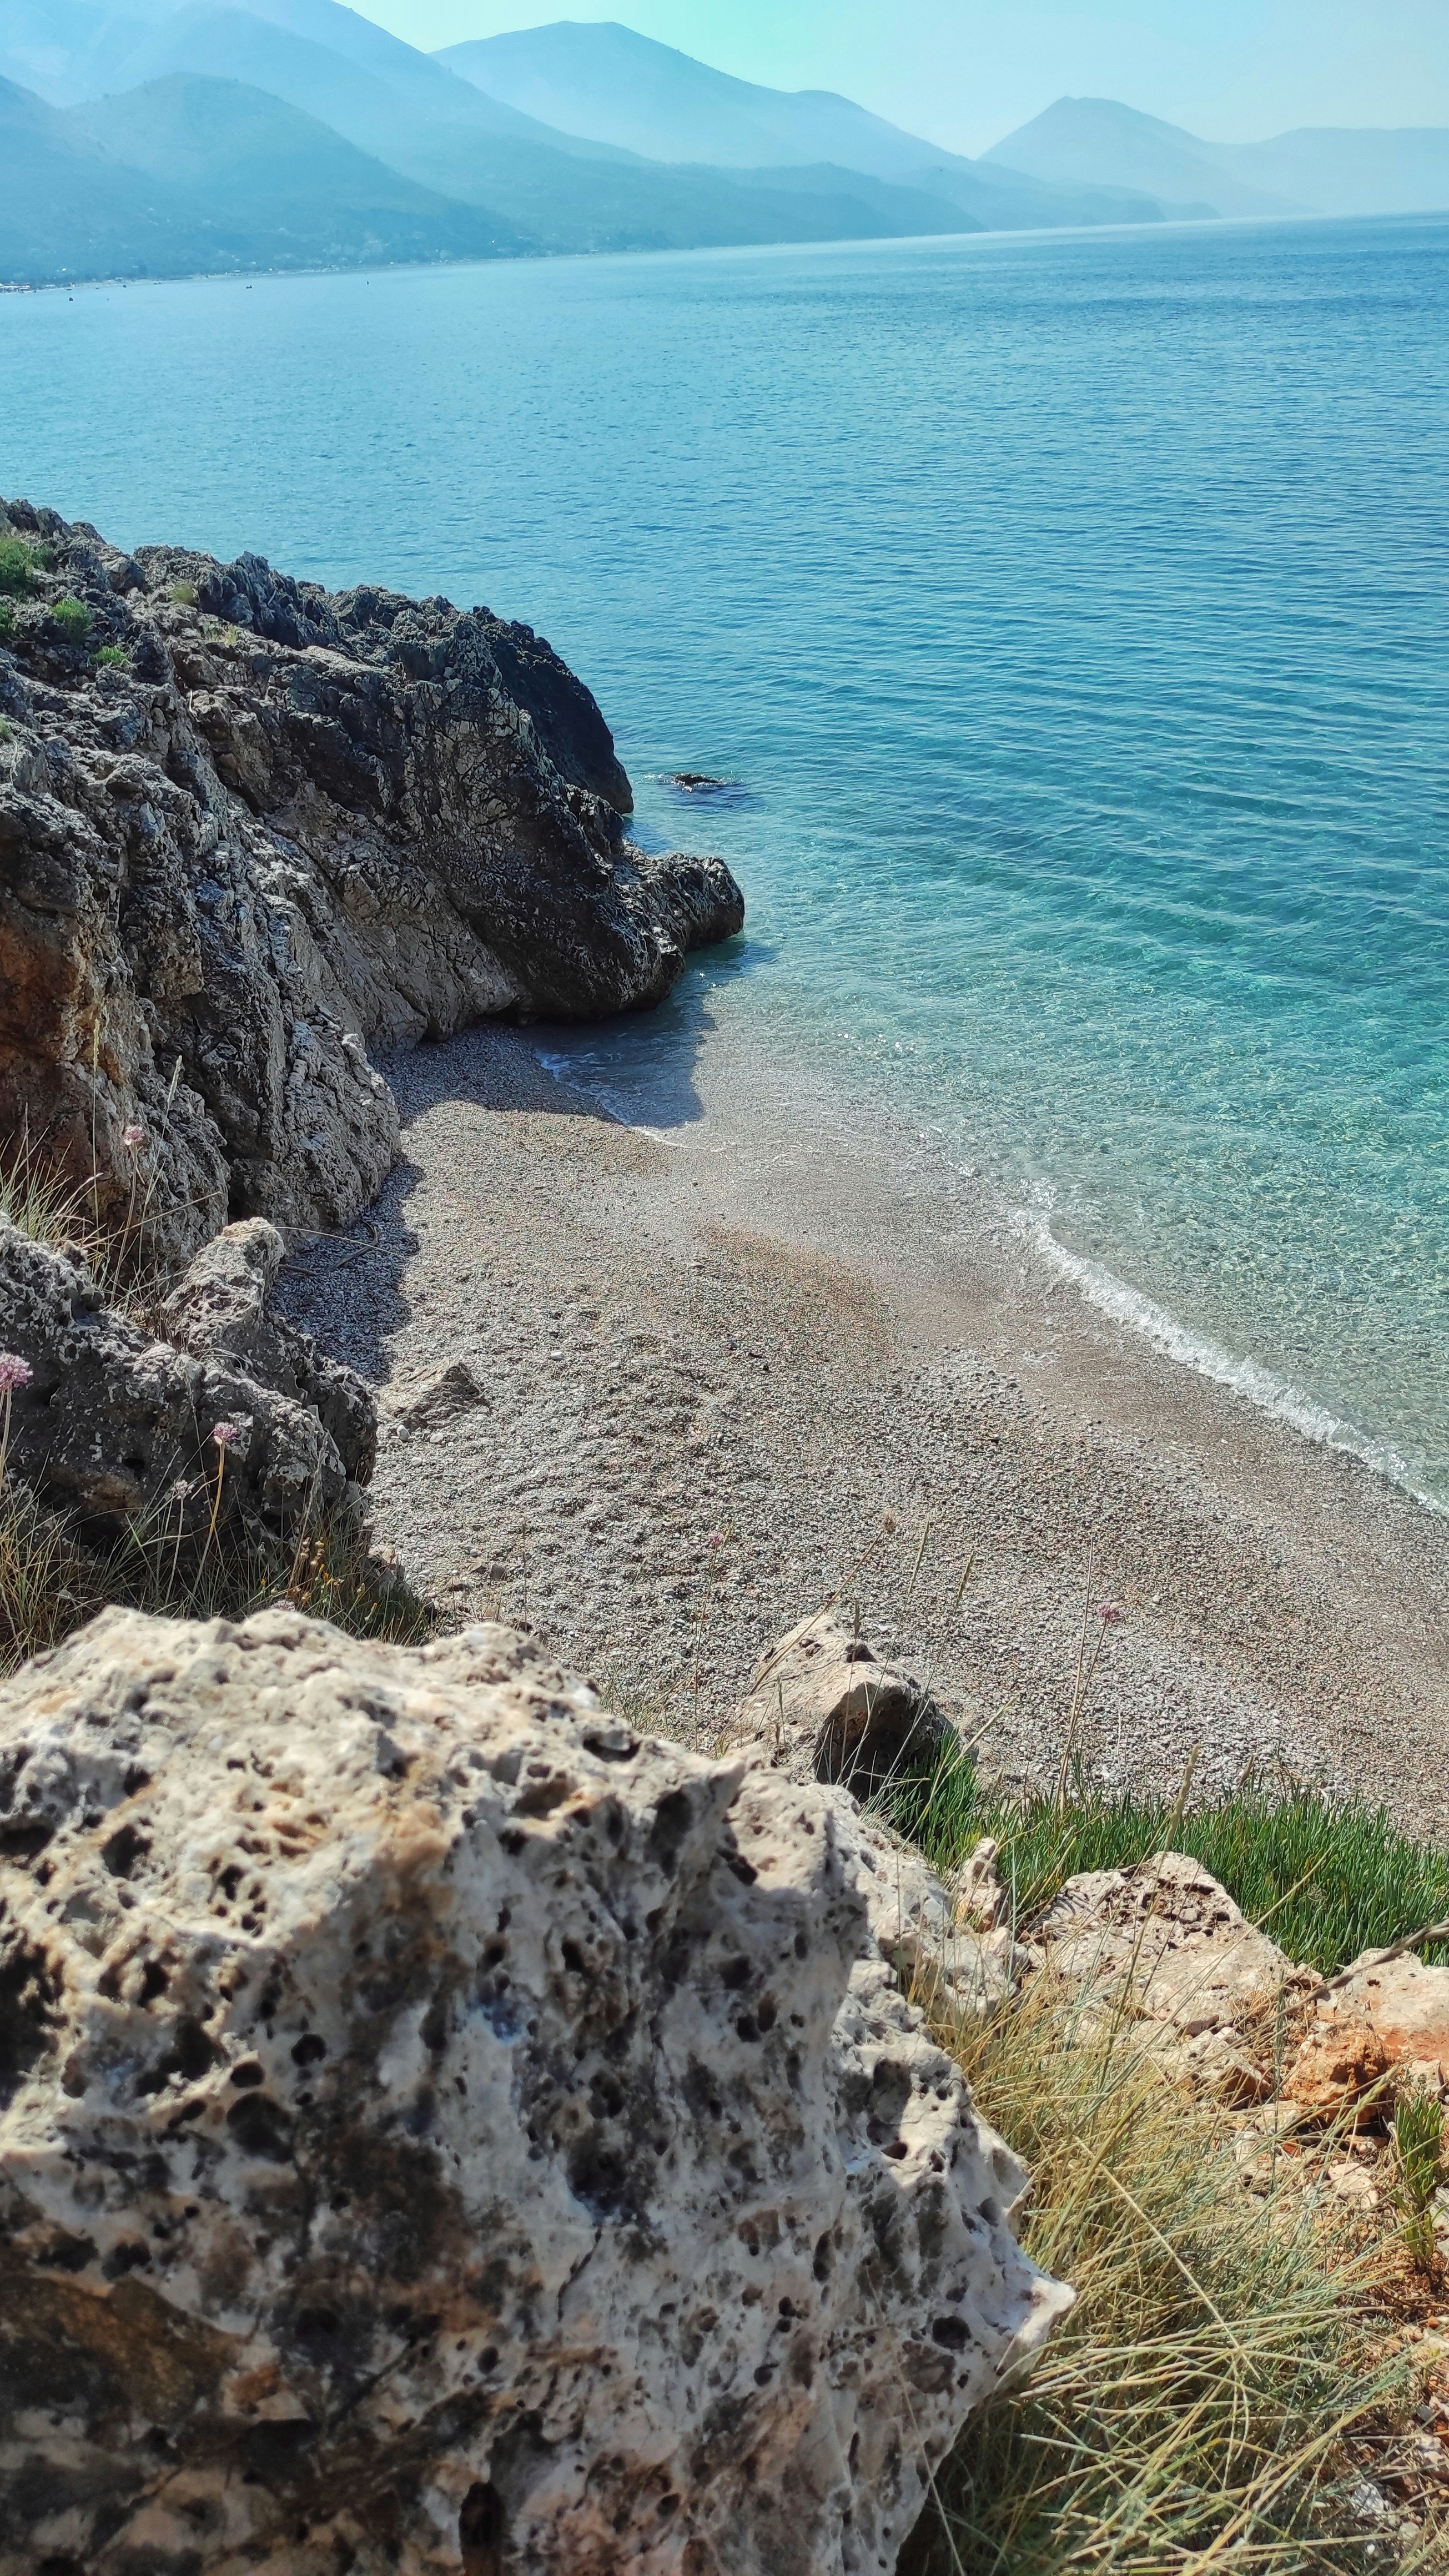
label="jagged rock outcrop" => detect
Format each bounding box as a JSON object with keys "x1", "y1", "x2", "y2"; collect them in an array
[
  {"x1": 724, "y1": 1618, "x2": 1008, "y2": 2021},
  {"x1": 0, "y1": 498, "x2": 743, "y2": 1270},
  {"x1": 0, "y1": 1212, "x2": 374, "y2": 1538},
  {"x1": 0, "y1": 1606, "x2": 1068, "y2": 2576}
]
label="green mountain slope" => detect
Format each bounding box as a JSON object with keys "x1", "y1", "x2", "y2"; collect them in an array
[{"x1": 0, "y1": 70, "x2": 184, "y2": 278}]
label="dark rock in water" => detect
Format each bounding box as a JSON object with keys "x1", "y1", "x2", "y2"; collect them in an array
[{"x1": 0, "y1": 499, "x2": 744, "y2": 1271}]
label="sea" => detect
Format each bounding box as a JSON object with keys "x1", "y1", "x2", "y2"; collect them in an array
[{"x1": 4, "y1": 213, "x2": 1447, "y2": 1501}]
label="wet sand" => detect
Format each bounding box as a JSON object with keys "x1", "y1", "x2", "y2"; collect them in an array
[{"x1": 278, "y1": 1010, "x2": 1449, "y2": 1836}]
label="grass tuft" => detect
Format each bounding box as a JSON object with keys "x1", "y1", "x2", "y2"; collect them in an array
[
  {"x1": 0, "y1": 1124, "x2": 102, "y2": 1261},
  {"x1": 903, "y1": 1970, "x2": 1410, "y2": 2575},
  {"x1": 0, "y1": 535, "x2": 46, "y2": 596},
  {"x1": 0, "y1": 1476, "x2": 431, "y2": 1679},
  {"x1": 1392, "y1": 2093, "x2": 1445, "y2": 2277}
]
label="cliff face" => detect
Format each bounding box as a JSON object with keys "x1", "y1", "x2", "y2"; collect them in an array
[{"x1": 0, "y1": 499, "x2": 742, "y2": 1269}]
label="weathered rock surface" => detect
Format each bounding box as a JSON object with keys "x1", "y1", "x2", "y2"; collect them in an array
[
  {"x1": 730, "y1": 1611, "x2": 955, "y2": 1793},
  {"x1": 1281, "y1": 2003, "x2": 1390, "y2": 2123},
  {"x1": 1321, "y1": 1951, "x2": 1449, "y2": 2091},
  {"x1": 724, "y1": 1619, "x2": 1010, "y2": 2017},
  {"x1": 0, "y1": 1606, "x2": 1068, "y2": 2576},
  {"x1": 0, "y1": 498, "x2": 743, "y2": 1270},
  {"x1": 1336, "y1": 1951, "x2": 1449, "y2": 2076},
  {"x1": 0, "y1": 1212, "x2": 374, "y2": 1538},
  {"x1": 1029, "y1": 1852, "x2": 1320, "y2": 2104}
]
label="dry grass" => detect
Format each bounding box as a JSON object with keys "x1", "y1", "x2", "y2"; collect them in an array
[
  {"x1": 0, "y1": 1468, "x2": 431, "y2": 1677},
  {"x1": 903, "y1": 1969, "x2": 1421, "y2": 2575}
]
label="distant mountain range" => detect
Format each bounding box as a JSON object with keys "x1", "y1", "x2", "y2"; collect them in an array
[
  {"x1": 983, "y1": 95, "x2": 1449, "y2": 222},
  {"x1": 0, "y1": 8, "x2": 1445, "y2": 289}
]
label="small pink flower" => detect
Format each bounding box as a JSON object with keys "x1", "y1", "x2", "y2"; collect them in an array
[
  {"x1": 1096, "y1": 1601, "x2": 1124, "y2": 1625},
  {"x1": 170, "y1": 1476, "x2": 199, "y2": 1502},
  {"x1": 707, "y1": 1529, "x2": 727, "y2": 1548},
  {"x1": 0, "y1": 1354, "x2": 32, "y2": 1396},
  {"x1": 122, "y1": 1123, "x2": 147, "y2": 1148},
  {"x1": 211, "y1": 1419, "x2": 245, "y2": 1450}
]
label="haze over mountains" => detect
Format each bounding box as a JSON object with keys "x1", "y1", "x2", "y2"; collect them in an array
[
  {"x1": 985, "y1": 95, "x2": 1449, "y2": 223},
  {"x1": 0, "y1": 7, "x2": 1445, "y2": 288}
]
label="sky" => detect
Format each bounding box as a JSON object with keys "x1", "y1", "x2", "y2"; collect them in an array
[{"x1": 365, "y1": 0, "x2": 1449, "y2": 155}]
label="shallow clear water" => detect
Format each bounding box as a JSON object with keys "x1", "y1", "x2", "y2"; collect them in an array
[{"x1": 4, "y1": 215, "x2": 1448, "y2": 1493}]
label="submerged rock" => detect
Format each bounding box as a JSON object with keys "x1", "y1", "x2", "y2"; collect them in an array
[
  {"x1": 0, "y1": 1607, "x2": 1067, "y2": 2576},
  {"x1": 0, "y1": 499, "x2": 744, "y2": 1271}
]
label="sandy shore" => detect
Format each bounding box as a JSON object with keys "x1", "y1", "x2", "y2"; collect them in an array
[{"x1": 277, "y1": 1002, "x2": 1449, "y2": 1836}]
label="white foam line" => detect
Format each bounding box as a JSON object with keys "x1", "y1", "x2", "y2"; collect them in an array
[
  {"x1": 533, "y1": 1051, "x2": 698, "y2": 1147},
  {"x1": 537, "y1": 1041, "x2": 1443, "y2": 1517},
  {"x1": 1023, "y1": 1214, "x2": 1445, "y2": 1516}
]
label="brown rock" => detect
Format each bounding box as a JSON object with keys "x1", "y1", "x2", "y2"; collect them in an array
[
  {"x1": 1032, "y1": 1850, "x2": 1316, "y2": 2040},
  {"x1": 1331, "y1": 1952, "x2": 1449, "y2": 2083},
  {"x1": 1027, "y1": 1853, "x2": 1325, "y2": 2104},
  {"x1": 1282, "y1": 2005, "x2": 1390, "y2": 2122}
]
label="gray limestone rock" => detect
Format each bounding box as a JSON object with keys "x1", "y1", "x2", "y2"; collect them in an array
[
  {"x1": 0, "y1": 1606, "x2": 1068, "y2": 2576},
  {"x1": 0, "y1": 499, "x2": 744, "y2": 1272},
  {"x1": 159, "y1": 1215, "x2": 375, "y2": 1485},
  {"x1": 729, "y1": 1611, "x2": 955, "y2": 1794},
  {"x1": 0, "y1": 1214, "x2": 373, "y2": 1539}
]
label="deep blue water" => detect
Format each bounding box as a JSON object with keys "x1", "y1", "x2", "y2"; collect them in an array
[{"x1": 4, "y1": 215, "x2": 1447, "y2": 1494}]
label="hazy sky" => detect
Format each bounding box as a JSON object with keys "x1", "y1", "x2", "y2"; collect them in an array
[{"x1": 366, "y1": 0, "x2": 1449, "y2": 154}]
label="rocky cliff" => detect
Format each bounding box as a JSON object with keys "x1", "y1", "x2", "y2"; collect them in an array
[{"x1": 0, "y1": 499, "x2": 742, "y2": 1271}]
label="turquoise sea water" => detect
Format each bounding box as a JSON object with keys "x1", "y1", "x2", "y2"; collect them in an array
[{"x1": 4, "y1": 216, "x2": 1447, "y2": 1496}]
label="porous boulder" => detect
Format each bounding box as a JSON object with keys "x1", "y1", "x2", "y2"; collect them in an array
[
  {"x1": 0, "y1": 1607, "x2": 1068, "y2": 2576},
  {"x1": 1029, "y1": 1852, "x2": 1321, "y2": 2104},
  {"x1": 731, "y1": 1611, "x2": 955, "y2": 1793},
  {"x1": 0, "y1": 499, "x2": 743, "y2": 1270},
  {"x1": 0, "y1": 1212, "x2": 374, "y2": 1538}
]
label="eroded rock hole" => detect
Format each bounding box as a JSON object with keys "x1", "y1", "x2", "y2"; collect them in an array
[
  {"x1": 101, "y1": 1821, "x2": 149, "y2": 1879},
  {"x1": 459, "y1": 2480, "x2": 505, "y2": 2576},
  {"x1": 0, "y1": 1933, "x2": 61, "y2": 2108}
]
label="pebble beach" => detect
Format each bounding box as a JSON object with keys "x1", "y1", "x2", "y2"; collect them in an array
[{"x1": 277, "y1": 1009, "x2": 1449, "y2": 1836}]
